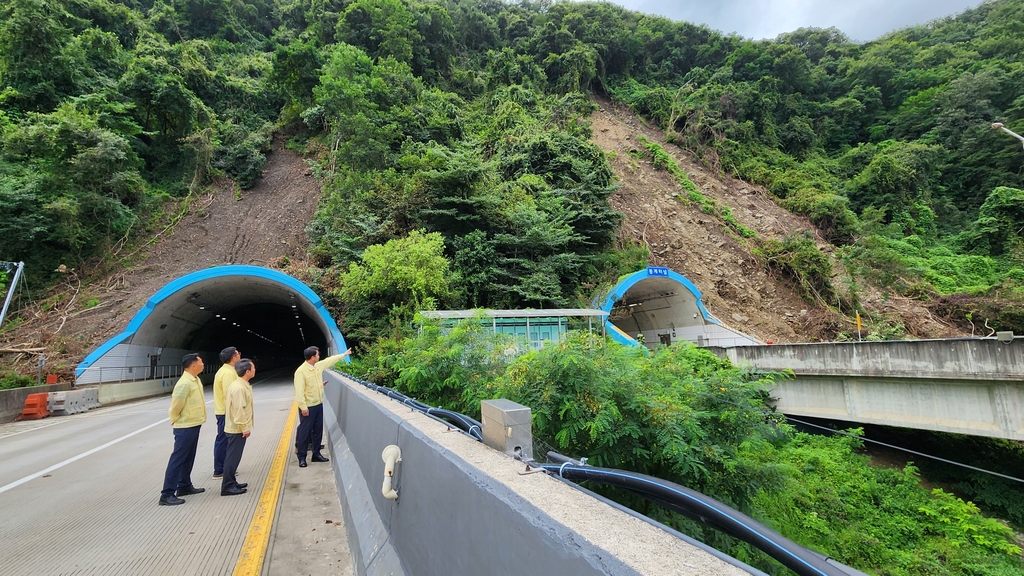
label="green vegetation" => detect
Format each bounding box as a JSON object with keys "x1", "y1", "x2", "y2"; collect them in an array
[
  {"x1": 356, "y1": 324, "x2": 1024, "y2": 575},
  {"x1": 0, "y1": 371, "x2": 34, "y2": 390},
  {"x1": 5, "y1": 1, "x2": 1024, "y2": 573},
  {"x1": 6, "y1": 0, "x2": 1024, "y2": 331}
]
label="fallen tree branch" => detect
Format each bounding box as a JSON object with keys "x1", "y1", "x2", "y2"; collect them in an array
[{"x1": 0, "y1": 347, "x2": 45, "y2": 353}]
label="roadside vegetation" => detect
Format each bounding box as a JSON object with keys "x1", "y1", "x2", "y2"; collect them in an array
[{"x1": 351, "y1": 322, "x2": 1023, "y2": 575}]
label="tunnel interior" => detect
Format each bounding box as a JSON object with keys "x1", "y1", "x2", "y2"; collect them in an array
[
  {"x1": 608, "y1": 276, "x2": 705, "y2": 349},
  {"x1": 599, "y1": 267, "x2": 758, "y2": 349},
  {"x1": 76, "y1": 266, "x2": 345, "y2": 383}
]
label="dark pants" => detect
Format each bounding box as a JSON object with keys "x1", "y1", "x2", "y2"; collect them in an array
[
  {"x1": 162, "y1": 426, "x2": 201, "y2": 497},
  {"x1": 222, "y1": 433, "x2": 246, "y2": 491},
  {"x1": 213, "y1": 414, "x2": 226, "y2": 475},
  {"x1": 295, "y1": 403, "x2": 324, "y2": 458}
]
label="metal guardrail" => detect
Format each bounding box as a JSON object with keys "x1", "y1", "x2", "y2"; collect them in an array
[{"x1": 75, "y1": 363, "x2": 215, "y2": 385}]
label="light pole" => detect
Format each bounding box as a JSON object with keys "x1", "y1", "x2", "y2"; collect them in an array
[{"x1": 992, "y1": 122, "x2": 1024, "y2": 151}]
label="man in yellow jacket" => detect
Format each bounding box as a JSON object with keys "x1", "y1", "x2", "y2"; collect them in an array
[
  {"x1": 222, "y1": 358, "x2": 255, "y2": 496},
  {"x1": 293, "y1": 346, "x2": 350, "y2": 467},
  {"x1": 212, "y1": 346, "x2": 240, "y2": 479},
  {"x1": 160, "y1": 353, "x2": 207, "y2": 506}
]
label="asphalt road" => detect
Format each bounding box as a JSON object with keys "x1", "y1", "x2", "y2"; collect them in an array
[{"x1": 0, "y1": 376, "x2": 349, "y2": 575}]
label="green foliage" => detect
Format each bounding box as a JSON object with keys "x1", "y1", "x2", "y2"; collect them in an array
[
  {"x1": 749, "y1": 433, "x2": 1023, "y2": 575},
  {"x1": 340, "y1": 229, "x2": 451, "y2": 311},
  {"x1": 361, "y1": 329, "x2": 1024, "y2": 574},
  {"x1": 0, "y1": 371, "x2": 34, "y2": 390},
  {"x1": 388, "y1": 314, "x2": 514, "y2": 410},
  {"x1": 962, "y1": 186, "x2": 1024, "y2": 258},
  {"x1": 755, "y1": 232, "x2": 839, "y2": 305}
]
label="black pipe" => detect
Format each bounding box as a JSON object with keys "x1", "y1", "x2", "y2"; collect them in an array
[
  {"x1": 336, "y1": 371, "x2": 484, "y2": 441},
  {"x1": 539, "y1": 463, "x2": 852, "y2": 576}
]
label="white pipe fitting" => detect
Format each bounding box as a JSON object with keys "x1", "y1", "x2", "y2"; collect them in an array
[{"x1": 381, "y1": 444, "x2": 402, "y2": 500}]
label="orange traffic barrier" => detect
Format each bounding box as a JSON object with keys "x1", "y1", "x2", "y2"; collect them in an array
[{"x1": 16, "y1": 393, "x2": 51, "y2": 421}]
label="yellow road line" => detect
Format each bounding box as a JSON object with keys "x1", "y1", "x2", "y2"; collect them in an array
[{"x1": 233, "y1": 402, "x2": 297, "y2": 576}]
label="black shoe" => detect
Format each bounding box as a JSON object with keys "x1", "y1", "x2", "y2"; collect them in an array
[
  {"x1": 236, "y1": 483, "x2": 248, "y2": 489},
  {"x1": 175, "y1": 486, "x2": 205, "y2": 497},
  {"x1": 311, "y1": 453, "x2": 329, "y2": 463},
  {"x1": 159, "y1": 495, "x2": 185, "y2": 506},
  {"x1": 221, "y1": 487, "x2": 247, "y2": 496}
]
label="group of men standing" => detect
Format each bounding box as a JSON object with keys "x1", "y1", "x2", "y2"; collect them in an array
[{"x1": 158, "y1": 344, "x2": 350, "y2": 506}]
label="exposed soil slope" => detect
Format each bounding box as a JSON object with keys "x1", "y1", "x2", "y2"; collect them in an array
[
  {"x1": 1, "y1": 139, "x2": 321, "y2": 379},
  {"x1": 590, "y1": 96, "x2": 962, "y2": 343}
]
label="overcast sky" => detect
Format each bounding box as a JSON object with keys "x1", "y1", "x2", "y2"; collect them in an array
[{"x1": 608, "y1": 0, "x2": 986, "y2": 42}]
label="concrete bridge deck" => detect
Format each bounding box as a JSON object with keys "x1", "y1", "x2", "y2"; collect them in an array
[
  {"x1": 0, "y1": 377, "x2": 351, "y2": 576},
  {"x1": 714, "y1": 338, "x2": 1024, "y2": 440}
]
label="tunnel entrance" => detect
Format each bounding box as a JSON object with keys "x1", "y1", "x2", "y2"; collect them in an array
[
  {"x1": 76, "y1": 266, "x2": 347, "y2": 384},
  {"x1": 598, "y1": 267, "x2": 758, "y2": 349}
]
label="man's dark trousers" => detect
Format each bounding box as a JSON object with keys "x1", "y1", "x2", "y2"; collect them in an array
[
  {"x1": 213, "y1": 414, "x2": 227, "y2": 475},
  {"x1": 162, "y1": 426, "x2": 201, "y2": 497},
  {"x1": 222, "y1": 433, "x2": 246, "y2": 490},
  {"x1": 295, "y1": 403, "x2": 324, "y2": 458}
]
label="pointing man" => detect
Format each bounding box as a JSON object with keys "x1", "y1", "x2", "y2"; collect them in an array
[
  {"x1": 159, "y1": 353, "x2": 207, "y2": 506},
  {"x1": 293, "y1": 346, "x2": 350, "y2": 467}
]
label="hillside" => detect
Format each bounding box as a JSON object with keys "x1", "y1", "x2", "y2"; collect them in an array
[
  {"x1": 0, "y1": 138, "x2": 321, "y2": 379},
  {"x1": 0, "y1": 95, "x2": 969, "y2": 380},
  {"x1": 590, "y1": 96, "x2": 964, "y2": 342}
]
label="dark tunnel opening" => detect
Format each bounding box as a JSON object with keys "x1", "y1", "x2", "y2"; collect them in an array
[{"x1": 186, "y1": 302, "x2": 328, "y2": 371}]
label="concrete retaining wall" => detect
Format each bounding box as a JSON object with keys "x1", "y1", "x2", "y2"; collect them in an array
[
  {"x1": 86, "y1": 377, "x2": 179, "y2": 405},
  {"x1": 0, "y1": 383, "x2": 74, "y2": 422},
  {"x1": 322, "y1": 372, "x2": 753, "y2": 576}
]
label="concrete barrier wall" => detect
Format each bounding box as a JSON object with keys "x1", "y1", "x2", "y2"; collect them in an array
[
  {"x1": 717, "y1": 338, "x2": 1024, "y2": 380},
  {"x1": 322, "y1": 372, "x2": 753, "y2": 576},
  {"x1": 768, "y1": 374, "x2": 1024, "y2": 440},
  {"x1": 0, "y1": 383, "x2": 73, "y2": 422},
  {"x1": 710, "y1": 339, "x2": 1024, "y2": 440},
  {"x1": 88, "y1": 378, "x2": 177, "y2": 405}
]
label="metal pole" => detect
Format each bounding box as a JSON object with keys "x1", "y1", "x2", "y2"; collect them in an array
[
  {"x1": 0, "y1": 261, "x2": 25, "y2": 328},
  {"x1": 37, "y1": 355, "x2": 45, "y2": 386},
  {"x1": 991, "y1": 122, "x2": 1024, "y2": 151}
]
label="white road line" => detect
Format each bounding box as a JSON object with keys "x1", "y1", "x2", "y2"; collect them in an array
[
  {"x1": 0, "y1": 417, "x2": 171, "y2": 494},
  {"x1": 1, "y1": 391, "x2": 292, "y2": 493},
  {"x1": 0, "y1": 418, "x2": 71, "y2": 439}
]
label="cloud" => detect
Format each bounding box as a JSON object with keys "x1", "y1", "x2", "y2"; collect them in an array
[{"x1": 612, "y1": 0, "x2": 983, "y2": 41}]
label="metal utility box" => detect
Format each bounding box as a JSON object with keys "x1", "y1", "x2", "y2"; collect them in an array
[{"x1": 480, "y1": 399, "x2": 533, "y2": 460}]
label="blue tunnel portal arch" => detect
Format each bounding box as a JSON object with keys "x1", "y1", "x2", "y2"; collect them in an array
[
  {"x1": 597, "y1": 267, "x2": 756, "y2": 349},
  {"x1": 76, "y1": 266, "x2": 347, "y2": 383}
]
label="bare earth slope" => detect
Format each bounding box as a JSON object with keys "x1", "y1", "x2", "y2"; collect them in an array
[
  {"x1": 1, "y1": 140, "x2": 321, "y2": 378},
  {"x1": 590, "y1": 96, "x2": 960, "y2": 343}
]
